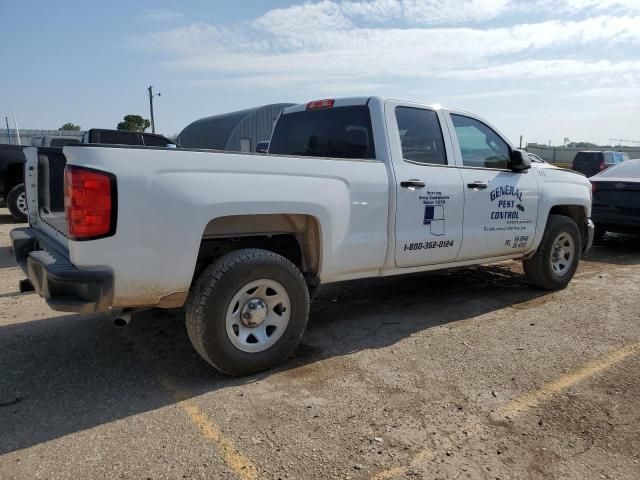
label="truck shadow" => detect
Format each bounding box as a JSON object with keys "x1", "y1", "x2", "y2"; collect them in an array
[
  {"x1": 584, "y1": 233, "x2": 640, "y2": 266},
  {"x1": 0, "y1": 246, "x2": 19, "y2": 269},
  {"x1": 0, "y1": 213, "x2": 19, "y2": 225},
  {"x1": 0, "y1": 262, "x2": 552, "y2": 455}
]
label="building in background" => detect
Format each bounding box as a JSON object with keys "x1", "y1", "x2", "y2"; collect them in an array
[
  {"x1": 0, "y1": 129, "x2": 85, "y2": 146},
  {"x1": 177, "y1": 103, "x2": 294, "y2": 152}
]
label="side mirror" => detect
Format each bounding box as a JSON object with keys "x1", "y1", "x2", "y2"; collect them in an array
[{"x1": 510, "y1": 149, "x2": 531, "y2": 171}]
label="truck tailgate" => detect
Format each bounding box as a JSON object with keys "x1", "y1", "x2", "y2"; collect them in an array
[{"x1": 24, "y1": 146, "x2": 69, "y2": 243}]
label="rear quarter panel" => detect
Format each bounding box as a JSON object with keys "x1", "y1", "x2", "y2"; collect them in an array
[{"x1": 62, "y1": 146, "x2": 390, "y2": 308}]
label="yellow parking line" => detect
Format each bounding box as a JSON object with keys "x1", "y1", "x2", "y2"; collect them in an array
[
  {"x1": 501, "y1": 342, "x2": 640, "y2": 418},
  {"x1": 119, "y1": 328, "x2": 259, "y2": 480},
  {"x1": 154, "y1": 372, "x2": 259, "y2": 480},
  {"x1": 372, "y1": 342, "x2": 640, "y2": 479}
]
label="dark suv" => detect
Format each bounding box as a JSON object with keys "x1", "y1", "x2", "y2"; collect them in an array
[{"x1": 572, "y1": 150, "x2": 629, "y2": 177}]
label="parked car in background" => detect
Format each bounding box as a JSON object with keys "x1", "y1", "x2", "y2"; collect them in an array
[
  {"x1": 255, "y1": 141, "x2": 270, "y2": 153},
  {"x1": 590, "y1": 160, "x2": 640, "y2": 240},
  {"x1": 13, "y1": 96, "x2": 593, "y2": 376},
  {"x1": 0, "y1": 144, "x2": 28, "y2": 221},
  {"x1": 572, "y1": 150, "x2": 629, "y2": 177},
  {"x1": 2, "y1": 129, "x2": 178, "y2": 223},
  {"x1": 82, "y1": 129, "x2": 178, "y2": 147},
  {"x1": 30, "y1": 136, "x2": 81, "y2": 147}
]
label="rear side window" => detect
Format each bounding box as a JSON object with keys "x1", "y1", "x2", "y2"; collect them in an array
[
  {"x1": 574, "y1": 152, "x2": 601, "y2": 165},
  {"x1": 451, "y1": 114, "x2": 510, "y2": 169},
  {"x1": 395, "y1": 107, "x2": 447, "y2": 165},
  {"x1": 268, "y1": 106, "x2": 375, "y2": 159}
]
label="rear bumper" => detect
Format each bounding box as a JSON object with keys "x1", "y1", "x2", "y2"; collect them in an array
[
  {"x1": 10, "y1": 227, "x2": 113, "y2": 313},
  {"x1": 592, "y1": 207, "x2": 640, "y2": 231},
  {"x1": 583, "y1": 219, "x2": 595, "y2": 255}
]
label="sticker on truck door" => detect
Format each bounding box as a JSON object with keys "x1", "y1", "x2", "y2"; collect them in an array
[
  {"x1": 419, "y1": 191, "x2": 450, "y2": 236},
  {"x1": 483, "y1": 184, "x2": 534, "y2": 232},
  {"x1": 423, "y1": 205, "x2": 445, "y2": 235}
]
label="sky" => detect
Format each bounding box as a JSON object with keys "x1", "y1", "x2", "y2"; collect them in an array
[{"x1": 1, "y1": 0, "x2": 639, "y2": 146}]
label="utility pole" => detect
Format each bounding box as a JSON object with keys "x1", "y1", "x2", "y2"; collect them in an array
[{"x1": 147, "y1": 85, "x2": 161, "y2": 134}]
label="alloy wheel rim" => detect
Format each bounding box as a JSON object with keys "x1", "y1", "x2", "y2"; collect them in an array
[
  {"x1": 225, "y1": 279, "x2": 291, "y2": 353},
  {"x1": 16, "y1": 192, "x2": 28, "y2": 215}
]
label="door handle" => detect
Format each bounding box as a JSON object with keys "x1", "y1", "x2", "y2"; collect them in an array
[
  {"x1": 467, "y1": 182, "x2": 488, "y2": 190},
  {"x1": 401, "y1": 179, "x2": 426, "y2": 188}
]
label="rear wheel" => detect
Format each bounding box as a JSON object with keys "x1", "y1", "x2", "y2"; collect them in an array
[
  {"x1": 523, "y1": 215, "x2": 581, "y2": 290},
  {"x1": 7, "y1": 183, "x2": 28, "y2": 222},
  {"x1": 186, "y1": 248, "x2": 310, "y2": 376}
]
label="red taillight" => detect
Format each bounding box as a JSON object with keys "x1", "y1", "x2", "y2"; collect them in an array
[
  {"x1": 591, "y1": 183, "x2": 597, "y2": 193},
  {"x1": 306, "y1": 99, "x2": 334, "y2": 110},
  {"x1": 64, "y1": 166, "x2": 116, "y2": 240}
]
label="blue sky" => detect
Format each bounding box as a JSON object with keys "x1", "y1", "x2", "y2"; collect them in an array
[{"x1": 1, "y1": 0, "x2": 639, "y2": 145}]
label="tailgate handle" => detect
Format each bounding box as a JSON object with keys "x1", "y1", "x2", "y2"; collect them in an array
[
  {"x1": 401, "y1": 179, "x2": 426, "y2": 189},
  {"x1": 467, "y1": 182, "x2": 488, "y2": 190}
]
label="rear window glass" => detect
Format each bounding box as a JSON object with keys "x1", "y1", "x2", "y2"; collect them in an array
[
  {"x1": 596, "y1": 160, "x2": 640, "y2": 178},
  {"x1": 268, "y1": 106, "x2": 375, "y2": 160},
  {"x1": 574, "y1": 152, "x2": 601, "y2": 164},
  {"x1": 143, "y1": 134, "x2": 173, "y2": 147},
  {"x1": 50, "y1": 138, "x2": 79, "y2": 147},
  {"x1": 99, "y1": 131, "x2": 141, "y2": 145}
]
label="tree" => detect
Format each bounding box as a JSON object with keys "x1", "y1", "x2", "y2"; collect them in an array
[
  {"x1": 59, "y1": 123, "x2": 81, "y2": 131},
  {"x1": 117, "y1": 114, "x2": 151, "y2": 132}
]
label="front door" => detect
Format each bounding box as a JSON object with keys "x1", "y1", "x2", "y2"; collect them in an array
[
  {"x1": 387, "y1": 103, "x2": 464, "y2": 268},
  {"x1": 446, "y1": 113, "x2": 539, "y2": 260}
]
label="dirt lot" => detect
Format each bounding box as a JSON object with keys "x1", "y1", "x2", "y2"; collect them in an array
[{"x1": 0, "y1": 208, "x2": 639, "y2": 480}]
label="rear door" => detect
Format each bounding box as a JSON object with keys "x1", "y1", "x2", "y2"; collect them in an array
[
  {"x1": 386, "y1": 102, "x2": 464, "y2": 268},
  {"x1": 444, "y1": 112, "x2": 539, "y2": 261}
]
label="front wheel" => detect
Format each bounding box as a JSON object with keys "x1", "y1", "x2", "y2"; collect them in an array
[
  {"x1": 523, "y1": 215, "x2": 581, "y2": 290},
  {"x1": 186, "y1": 248, "x2": 310, "y2": 376},
  {"x1": 7, "y1": 183, "x2": 28, "y2": 222}
]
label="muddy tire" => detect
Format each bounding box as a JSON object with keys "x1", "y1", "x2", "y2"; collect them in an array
[
  {"x1": 523, "y1": 215, "x2": 581, "y2": 290},
  {"x1": 7, "y1": 183, "x2": 28, "y2": 222},
  {"x1": 186, "y1": 248, "x2": 310, "y2": 376}
]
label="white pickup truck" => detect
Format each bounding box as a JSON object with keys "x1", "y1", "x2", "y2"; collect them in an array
[{"x1": 12, "y1": 97, "x2": 594, "y2": 375}]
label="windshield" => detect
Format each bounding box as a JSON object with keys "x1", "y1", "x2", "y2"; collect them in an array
[{"x1": 269, "y1": 106, "x2": 376, "y2": 159}]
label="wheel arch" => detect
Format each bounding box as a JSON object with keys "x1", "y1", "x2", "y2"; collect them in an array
[{"x1": 194, "y1": 213, "x2": 323, "y2": 285}]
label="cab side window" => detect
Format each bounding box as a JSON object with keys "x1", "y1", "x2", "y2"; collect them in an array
[
  {"x1": 451, "y1": 114, "x2": 510, "y2": 169},
  {"x1": 395, "y1": 107, "x2": 447, "y2": 165}
]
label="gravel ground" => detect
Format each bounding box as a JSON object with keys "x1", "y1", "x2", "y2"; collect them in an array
[{"x1": 0, "y1": 208, "x2": 639, "y2": 480}]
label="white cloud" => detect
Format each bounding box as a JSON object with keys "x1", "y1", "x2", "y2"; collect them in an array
[
  {"x1": 140, "y1": 15, "x2": 640, "y2": 83},
  {"x1": 251, "y1": 0, "x2": 640, "y2": 30},
  {"x1": 437, "y1": 59, "x2": 640, "y2": 80},
  {"x1": 341, "y1": 0, "x2": 511, "y2": 24}
]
